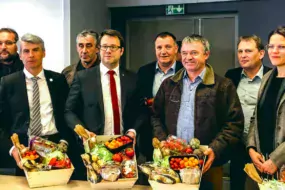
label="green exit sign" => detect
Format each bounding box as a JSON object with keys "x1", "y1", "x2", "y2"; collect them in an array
[{"x1": 166, "y1": 4, "x2": 185, "y2": 15}]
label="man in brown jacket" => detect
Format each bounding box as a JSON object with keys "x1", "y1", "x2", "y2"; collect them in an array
[
  {"x1": 152, "y1": 34, "x2": 244, "y2": 190},
  {"x1": 62, "y1": 29, "x2": 100, "y2": 86}
]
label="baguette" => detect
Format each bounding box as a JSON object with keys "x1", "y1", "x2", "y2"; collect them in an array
[{"x1": 74, "y1": 124, "x2": 89, "y2": 140}]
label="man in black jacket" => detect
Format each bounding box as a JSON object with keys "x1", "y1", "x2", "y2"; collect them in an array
[
  {"x1": 0, "y1": 33, "x2": 70, "y2": 175},
  {"x1": 225, "y1": 35, "x2": 271, "y2": 190},
  {"x1": 62, "y1": 29, "x2": 100, "y2": 86},
  {"x1": 137, "y1": 32, "x2": 183, "y2": 161},
  {"x1": 0, "y1": 28, "x2": 24, "y2": 170},
  {"x1": 0, "y1": 28, "x2": 23, "y2": 79}
]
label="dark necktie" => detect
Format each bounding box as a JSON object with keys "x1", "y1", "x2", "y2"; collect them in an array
[
  {"x1": 30, "y1": 77, "x2": 42, "y2": 136},
  {"x1": 107, "y1": 70, "x2": 120, "y2": 135}
]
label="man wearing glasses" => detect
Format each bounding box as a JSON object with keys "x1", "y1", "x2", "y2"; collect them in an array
[
  {"x1": 0, "y1": 28, "x2": 24, "y2": 172},
  {"x1": 0, "y1": 28, "x2": 23, "y2": 79},
  {"x1": 62, "y1": 29, "x2": 100, "y2": 86},
  {"x1": 225, "y1": 35, "x2": 271, "y2": 190},
  {"x1": 65, "y1": 29, "x2": 141, "y2": 174}
]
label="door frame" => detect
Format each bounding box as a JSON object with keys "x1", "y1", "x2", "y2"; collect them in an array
[{"x1": 125, "y1": 14, "x2": 239, "y2": 70}]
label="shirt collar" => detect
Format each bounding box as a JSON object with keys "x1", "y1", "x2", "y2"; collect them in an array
[
  {"x1": 100, "y1": 62, "x2": 120, "y2": 76},
  {"x1": 183, "y1": 67, "x2": 206, "y2": 82},
  {"x1": 23, "y1": 68, "x2": 45, "y2": 79},
  {"x1": 241, "y1": 65, "x2": 264, "y2": 79},
  {"x1": 155, "y1": 61, "x2": 176, "y2": 74}
]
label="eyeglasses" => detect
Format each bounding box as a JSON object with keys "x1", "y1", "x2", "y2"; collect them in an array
[
  {"x1": 265, "y1": 44, "x2": 285, "y2": 51},
  {"x1": 0, "y1": 40, "x2": 16, "y2": 46},
  {"x1": 100, "y1": 45, "x2": 121, "y2": 52}
]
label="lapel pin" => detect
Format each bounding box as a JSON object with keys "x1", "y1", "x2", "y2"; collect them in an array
[{"x1": 49, "y1": 78, "x2": 53, "y2": 82}]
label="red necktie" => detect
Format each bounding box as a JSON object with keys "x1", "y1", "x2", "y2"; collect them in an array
[{"x1": 107, "y1": 70, "x2": 120, "y2": 135}]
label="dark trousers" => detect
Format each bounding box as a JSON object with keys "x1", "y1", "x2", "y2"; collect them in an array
[{"x1": 230, "y1": 141, "x2": 251, "y2": 190}]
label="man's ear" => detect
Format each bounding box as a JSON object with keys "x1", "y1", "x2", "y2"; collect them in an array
[{"x1": 120, "y1": 47, "x2": 124, "y2": 56}]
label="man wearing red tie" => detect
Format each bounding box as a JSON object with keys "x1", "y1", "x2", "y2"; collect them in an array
[{"x1": 65, "y1": 29, "x2": 140, "y2": 142}]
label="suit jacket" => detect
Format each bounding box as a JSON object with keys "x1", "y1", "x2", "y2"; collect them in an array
[
  {"x1": 224, "y1": 65, "x2": 272, "y2": 88},
  {"x1": 65, "y1": 65, "x2": 140, "y2": 135},
  {"x1": 137, "y1": 61, "x2": 183, "y2": 99},
  {"x1": 0, "y1": 69, "x2": 70, "y2": 164},
  {"x1": 136, "y1": 61, "x2": 183, "y2": 159}
]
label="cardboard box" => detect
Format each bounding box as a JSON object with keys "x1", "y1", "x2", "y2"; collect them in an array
[
  {"x1": 18, "y1": 148, "x2": 74, "y2": 188},
  {"x1": 148, "y1": 145, "x2": 208, "y2": 190},
  {"x1": 89, "y1": 135, "x2": 138, "y2": 190},
  {"x1": 24, "y1": 165, "x2": 74, "y2": 188}
]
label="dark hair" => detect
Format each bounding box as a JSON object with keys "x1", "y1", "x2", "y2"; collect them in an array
[
  {"x1": 76, "y1": 29, "x2": 99, "y2": 46},
  {"x1": 176, "y1": 41, "x2": 182, "y2": 53},
  {"x1": 99, "y1": 29, "x2": 125, "y2": 48},
  {"x1": 0, "y1": 27, "x2": 19, "y2": 42},
  {"x1": 268, "y1": 26, "x2": 285, "y2": 43},
  {"x1": 237, "y1": 35, "x2": 264, "y2": 51},
  {"x1": 154, "y1": 32, "x2": 176, "y2": 43}
]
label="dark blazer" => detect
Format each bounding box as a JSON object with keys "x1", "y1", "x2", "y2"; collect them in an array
[
  {"x1": 136, "y1": 61, "x2": 183, "y2": 159},
  {"x1": 137, "y1": 61, "x2": 183, "y2": 99},
  {"x1": 0, "y1": 70, "x2": 69, "y2": 168},
  {"x1": 65, "y1": 65, "x2": 140, "y2": 135},
  {"x1": 224, "y1": 65, "x2": 272, "y2": 88}
]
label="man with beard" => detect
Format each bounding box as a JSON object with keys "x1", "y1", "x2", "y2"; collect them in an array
[
  {"x1": 0, "y1": 28, "x2": 23, "y2": 79},
  {"x1": 0, "y1": 28, "x2": 24, "y2": 172},
  {"x1": 62, "y1": 29, "x2": 100, "y2": 86}
]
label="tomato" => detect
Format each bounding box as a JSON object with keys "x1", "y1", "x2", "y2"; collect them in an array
[
  {"x1": 199, "y1": 159, "x2": 204, "y2": 166},
  {"x1": 112, "y1": 153, "x2": 122, "y2": 163},
  {"x1": 185, "y1": 147, "x2": 193, "y2": 154},
  {"x1": 48, "y1": 158, "x2": 56, "y2": 166},
  {"x1": 125, "y1": 148, "x2": 135, "y2": 158}
]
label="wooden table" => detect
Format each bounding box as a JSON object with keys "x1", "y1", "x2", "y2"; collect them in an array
[{"x1": 0, "y1": 175, "x2": 152, "y2": 189}]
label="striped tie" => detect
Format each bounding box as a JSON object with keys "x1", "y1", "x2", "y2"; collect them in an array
[{"x1": 30, "y1": 77, "x2": 42, "y2": 136}]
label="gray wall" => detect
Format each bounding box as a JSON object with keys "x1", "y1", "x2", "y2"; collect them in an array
[{"x1": 69, "y1": 0, "x2": 110, "y2": 66}]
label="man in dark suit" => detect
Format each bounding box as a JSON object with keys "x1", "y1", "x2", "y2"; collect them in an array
[
  {"x1": 0, "y1": 33, "x2": 69, "y2": 174},
  {"x1": 225, "y1": 35, "x2": 271, "y2": 190},
  {"x1": 65, "y1": 29, "x2": 140, "y2": 137},
  {"x1": 137, "y1": 32, "x2": 183, "y2": 161},
  {"x1": 0, "y1": 28, "x2": 24, "y2": 170},
  {"x1": 65, "y1": 30, "x2": 141, "y2": 178}
]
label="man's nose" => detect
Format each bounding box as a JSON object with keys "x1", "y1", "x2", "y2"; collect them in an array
[{"x1": 0, "y1": 43, "x2": 7, "y2": 48}]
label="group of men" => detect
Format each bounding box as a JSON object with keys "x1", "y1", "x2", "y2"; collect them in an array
[{"x1": 0, "y1": 27, "x2": 271, "y2": 190}]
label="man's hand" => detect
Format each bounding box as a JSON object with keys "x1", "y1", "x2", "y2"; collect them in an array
[
  {"x1": 82, "y1": 129, "x2": 96, "y2": 143},
  {"x1": 203, "y1": 148, "x2": 215, "y2": 174},
  {"x1": 126, "y1": 131, "x2": 136, "y2": 148},
  {"x1": 249, "y1": 148, "x2": 264, "y2": 172},
  {"x1": 11, "y1": 147, "x2": 23, "y2": 169},
  {"x1": 262, "y1": 159, "x2": 278, "y2": 175}
]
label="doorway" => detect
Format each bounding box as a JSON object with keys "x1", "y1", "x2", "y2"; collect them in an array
[{"x1": 126, "y1": 14, "x2": 238, "y2": 76}]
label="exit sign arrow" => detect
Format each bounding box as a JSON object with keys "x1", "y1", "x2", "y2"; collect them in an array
[{"x1": 166, "y1": 4, "x2": 185, "y2": 15}]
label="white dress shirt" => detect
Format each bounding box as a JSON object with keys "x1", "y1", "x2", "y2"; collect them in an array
[
  {"x1": 10, "y1": 69, "x2": 58, "y2": 155},
  {"x1": 24, "y1": 68, "x2": 58, "y2": 136},
  {"x1": 100, "y1": 63, "x2": 124, "y2": 135}
]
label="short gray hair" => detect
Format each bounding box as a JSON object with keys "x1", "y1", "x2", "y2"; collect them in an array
[
  {"x1": 182, "y1": 34, "x2": 210, "y2": 52},
  {"x1": 20, "y1": 33, "x2": 45, "y2": 51},
  {"x1": 76, "y1": 29, "x2": 99, "y2": 46}
]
